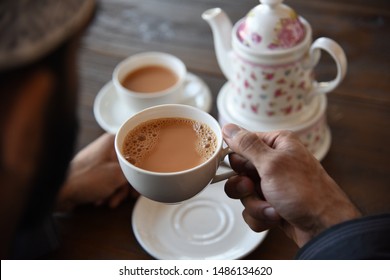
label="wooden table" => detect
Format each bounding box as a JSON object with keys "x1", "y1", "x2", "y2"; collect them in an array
[{"x1": 46, "y1": 0, "x2": 390, "y2": 259}]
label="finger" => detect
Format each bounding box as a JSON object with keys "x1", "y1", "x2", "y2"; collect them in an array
[
  {"x1": 74, "y1": 133, "x2": 115, "y2": 162},
  {"x1": 80, "y1": 163, "x2": 128, "y2": 202},
  {"x1": 94, "y1": 162, "x2": 128, "y2": 191},
  {"x1": 224, "y1": 175, "x2": 256, "y2": 199},
  {"x1": 241, "y1": 195, "x2": 281, "y2": 223},
  {"x1": 108, "y1": 185, "x2": 131, "y2": 208},
  {"x1": 94, "y1": 133, "x2": 117, "y2": 160},
  {"x1": 129, "y1": 187, "x2": 140, "y2": 199},
  {"x1": 242, "y1": 209, "x2": 278, "y2": 233},
  {"x1": 256, "y1": 130, "x2": 304, "y2": 152},
  {"x1": 222, "y1": 124, "x2": 271, "y2": 169},
  {"x1": 228, "y1": 153, "x2": 259, "y2": 180}
]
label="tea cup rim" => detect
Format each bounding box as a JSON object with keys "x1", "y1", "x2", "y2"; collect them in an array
[
  {"x1": 115, "y1": 104, "x2": 223, "y2": 176},
  {"x1": 112, "y1": 52, "x2": 186, "y2": 98}
]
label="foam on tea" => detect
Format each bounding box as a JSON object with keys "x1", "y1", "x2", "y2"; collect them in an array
[{"x1": 122, "y1": 118, "x2": 217, "y2": 172}]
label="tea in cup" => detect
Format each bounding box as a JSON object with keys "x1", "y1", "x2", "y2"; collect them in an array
[
  {"x1": 115, "y1": 104, "x2": 234, "y2": 203},
  {"x1": 113, "y1": 52, "x2": 188, "y2": 112}
]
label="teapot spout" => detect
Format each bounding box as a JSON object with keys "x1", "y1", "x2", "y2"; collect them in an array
[{"x1": 202, "y1": 8, "x2": 233, "y2": 80}]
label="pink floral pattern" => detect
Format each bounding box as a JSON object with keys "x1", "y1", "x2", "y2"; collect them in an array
[
  {"x1": 268, "y1": 17, "x2": 305, "y2": 50},
  {"x1": 251, "y1": 32, "x2": 262, "y2": 44},
  {"x1": 230, "y1": 53, "x2": 316, "y2": 121}
]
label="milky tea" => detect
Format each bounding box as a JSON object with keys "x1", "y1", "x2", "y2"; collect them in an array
[
  {"x1": 121, "y1": 65, "x2": 178, "y2": 93},
  {"x1": 122, "y1": 117, "x2": 217, "y2": 173}
]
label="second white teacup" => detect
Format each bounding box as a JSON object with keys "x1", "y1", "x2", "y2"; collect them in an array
[
  {"x1": 115, "y1": 104, "x2": 234, "y2": 203},
  {"x1": 113, "y1": 52, "x2": 187, "y2": 112}
]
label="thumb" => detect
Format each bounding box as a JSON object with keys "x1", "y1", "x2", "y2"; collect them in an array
[{"x1": 222, "y1": 124, "x2": 270, "y2": 165}]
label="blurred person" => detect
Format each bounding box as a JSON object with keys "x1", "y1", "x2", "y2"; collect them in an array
[
  {"x1": 0, "y1": 0, "x2": 136, "y2": 259},
  {"x1": 222, "y1": 123, "x2": 390, "y2": 259}
]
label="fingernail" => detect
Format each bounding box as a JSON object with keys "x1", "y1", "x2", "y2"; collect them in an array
[
  {"x1": 223, "y1": 124, "x2": 241, "y2": 139},
  {"x1": 263, "y1": 207, "x2": 279, "y2": 221}
]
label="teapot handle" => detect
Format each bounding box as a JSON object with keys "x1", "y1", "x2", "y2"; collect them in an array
[{"x1": 306, "y1": 37, "x2": 347, "y2": 98}]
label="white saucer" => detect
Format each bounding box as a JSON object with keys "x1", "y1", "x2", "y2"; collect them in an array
[
  {"x1": 132, "y1": 179, "x2": 268, "y2": 260},
  {"x1": 93, "y1": 73, "x2": 213, "y2": 134}
]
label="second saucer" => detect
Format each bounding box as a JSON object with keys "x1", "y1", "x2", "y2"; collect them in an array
[{"x1": 93, "y1": 72, "x2": 212, "y2": 134}]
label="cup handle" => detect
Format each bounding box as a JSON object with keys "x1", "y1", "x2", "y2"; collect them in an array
[
  {"x1": 210, "y1": 147, "x2": 236, "y2": 184},
  {"x1": 306, "y1": 37, "x2": 348, "y2": 99},
  {"x1": 180, "y1": 74, "x2": 203, "y2": 103}
]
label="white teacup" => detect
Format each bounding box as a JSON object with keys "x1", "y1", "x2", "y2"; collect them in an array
[
  {"x1": 113, "y1": 52, "x2": 187, "y2": 112},
  {"x1": 115, "y1": 104, "x2": 234, "y2": 203}
]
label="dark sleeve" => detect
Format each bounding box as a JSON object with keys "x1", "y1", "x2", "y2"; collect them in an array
[
  {"x1": 10, "y1": 215, "x2": 60, "y2": 259},
  {"x1": 295, "y1": 213, "x2": 390, "y2": 260}
]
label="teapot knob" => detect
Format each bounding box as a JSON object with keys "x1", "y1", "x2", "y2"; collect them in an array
[{"x1": 260, "y1": 0, "x2": 283, "y2": 8}]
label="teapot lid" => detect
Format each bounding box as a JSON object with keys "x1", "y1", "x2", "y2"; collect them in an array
[{"x1": 237, "y1": 0, "x2": 306, "y2": 52}]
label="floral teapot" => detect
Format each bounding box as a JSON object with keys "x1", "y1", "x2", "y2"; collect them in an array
[{"x1": 202, "y1": 0, "x2": 347, "y2": 123}]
